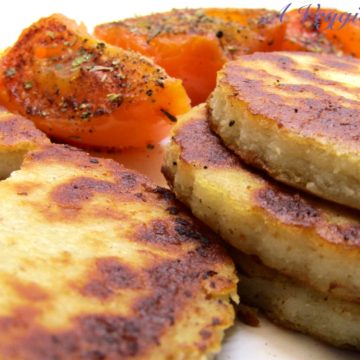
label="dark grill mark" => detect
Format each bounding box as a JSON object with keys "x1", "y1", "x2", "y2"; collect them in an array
[{"x1": 256, "y1": 187, "x2": 320, "y2": 226}]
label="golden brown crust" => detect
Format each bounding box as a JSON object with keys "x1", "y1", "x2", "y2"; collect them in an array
[
  {"x1": 163, "y1": 104, "x2": 360, "y2": 303},
  {"x1": 79, "y1": 257, "x2": 143, "y2": 299},
  {"x1": 174, "y1": 108, "x2": 241, "y2": 169},
  {"x1": 169, "y1": 105, "x2": 360, "y2": 250},
  {"x1": 0, "y1": 107, "x2": 48, "y2": 148},
  {"x1": 0, "y1": 140, "x2": 237, "y2": 359},
  {"x1": 1, "y1": 254, "x2": 229, "y2": 359},
  {"x1": 220, "y1": 52, "x2": 360, "y2": 149},
  {"x1": 254, "y1": 187, "x2": 360, "y2": 247}
]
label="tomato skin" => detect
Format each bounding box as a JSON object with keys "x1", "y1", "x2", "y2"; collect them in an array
[
  {"x1": 95, "y1": 9, "x2": 285, "y2": 105},
  {"x1": 151, "y1": 35, "x2": 226, "y2": 107},
  {"x1": 321, "y1": 12, "x2": 360, "y2": 58},
  {"x1": 0, "y1": 14, "x2": 190, "y2": 149},
  {"x1": 95, "y1": 26, "x2": 225, "y2": 105}
]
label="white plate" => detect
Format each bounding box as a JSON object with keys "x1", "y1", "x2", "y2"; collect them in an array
[{"x1": 1, "y1": 1, "x2": 358, "y2": 359}]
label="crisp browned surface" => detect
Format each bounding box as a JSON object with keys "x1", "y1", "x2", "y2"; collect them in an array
[
  {"x1": 174, "y1": 111, "x2": 240, "y2": 169},
  {"x1": 208, "y1": 51, "x2": 360, "y2": 210},
  {"x1": 172, "y1": 106, "x2": 360, "y2": 248},
  {"x1": 0, "y1": 106, "x2": 48, "y2": 149},
  {"x1": 216, "y1": 52, "x2": 360, "y2": 149},
  {"x1": 163, "y1": 104, "x2": 360, "y2": 303},
  {"x1": 254, "y1": 188, "x2": 360, "y2": 247},
  {"x1": 0, "y1": 111, "x2": 237, "y2": 359},
  {"x1": 0, "y1": 107, "x2": 49, "y2": 180}
]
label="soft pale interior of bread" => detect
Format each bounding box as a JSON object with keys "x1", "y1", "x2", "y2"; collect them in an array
[
  {"x1": 209, "y1": 86, "x2": 360, "y2": 210},
  {"x1": 235, "y1": 251, "x2": 360, "y2": 350},
  {"x1": 164, "y1": 139, "x2": 360, "y2": 303}
]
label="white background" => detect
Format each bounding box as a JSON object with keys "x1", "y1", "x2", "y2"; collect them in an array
[
  {"x1": 1, "y1": 1, "x2": 359, "y2": 359},
  {"x1": 0, "y1": 0, "x2": 356, "y2": 49}
]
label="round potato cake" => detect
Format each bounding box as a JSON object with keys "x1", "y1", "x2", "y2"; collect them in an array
[
  {"x1": 163, "y1": 104, "x2": 360, "y2": 304},
  {"x1": 208, "y1": 52, "x2": 360, "y2": 210},
  {"x1": 162, "y1": 104, "x2": 360, "y2": 349},
  {"x1": 235, "y1": 251, "x2": 360, "y2": 350},
  {"x1": 0, "y1": 109, "x2": 238, "y2": 359}
]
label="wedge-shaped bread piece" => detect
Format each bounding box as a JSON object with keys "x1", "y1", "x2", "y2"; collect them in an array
[
  {"x1": 235, "y1": 251, "x2": 360, "y2": 350},
  {"x1": 208, "y1": 52, "x2": 360, "y2": 210},
  {"x1": 0, "y1": 112, "x2": 237, "y2": 359},
  {"x1": 163, "y1": 104, "x2": 360, "y2": 303}
]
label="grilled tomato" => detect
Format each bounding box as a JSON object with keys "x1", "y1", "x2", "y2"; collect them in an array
[
  {"x1": 0, "y1": 14, "x2": 190, "y2": 149},
  {"x1": 95, "y1": 8, "x2": 284, "y2": 105}
]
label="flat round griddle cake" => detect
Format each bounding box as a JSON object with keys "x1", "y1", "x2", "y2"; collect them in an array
[
  {"x1": 162, "y1": 104, "x2": 360, "y2": 305},
  {"x1": 208, "y1": 52, "x2": 360, "y2": 210},
  {"x1": 235, "y1": 252, "x2": 360, "y2": 350},
  {"x1": 0, "y1": 110, "x2": 238, "y2": 359}
]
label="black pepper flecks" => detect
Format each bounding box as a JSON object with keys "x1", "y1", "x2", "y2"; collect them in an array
[
  {"x1": 160, "y1": 108, "x2": 177, "y2": 122},
  {"x1": 216, "y1": 30, "x2": 224, "y2": 38}
]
